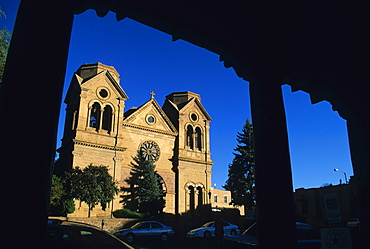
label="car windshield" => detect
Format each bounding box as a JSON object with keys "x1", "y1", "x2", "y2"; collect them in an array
[
  {"x1": 243, "y1": 223, "x2": 257, "y2": 236},
  {"x1": 131, "y1": 222, "x2": 143, "y2": 229},
  {"x1": 202, "y1": 222, "x2": 214, "y2": 228}
]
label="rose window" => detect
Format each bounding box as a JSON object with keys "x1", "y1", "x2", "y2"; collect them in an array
[{"x1": 139, "y1": 140, "x2": 160, "y2": 161}]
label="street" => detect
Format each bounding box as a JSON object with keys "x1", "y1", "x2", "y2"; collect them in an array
[{"x1": 129, "y1": 237, "x2": 224, "y2": 249}]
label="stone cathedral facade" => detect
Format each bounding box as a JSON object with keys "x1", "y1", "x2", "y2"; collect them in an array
[{"x1": 56, "y1": 62, "x2": 213, "y2": 217}]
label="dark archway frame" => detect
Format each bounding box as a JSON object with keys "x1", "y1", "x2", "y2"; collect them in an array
[{"x1": 1, "y1": 1, "x2": 369, "y2": 248}]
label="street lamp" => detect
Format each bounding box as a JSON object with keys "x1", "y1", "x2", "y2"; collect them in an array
[{"x1": 334, "y1": 168, "x2": 348, "y2": 184}]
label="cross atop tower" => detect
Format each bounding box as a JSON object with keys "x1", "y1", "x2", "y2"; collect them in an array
[{"x1": 150, "y1": 91, "x2": 156, "y2": 99}]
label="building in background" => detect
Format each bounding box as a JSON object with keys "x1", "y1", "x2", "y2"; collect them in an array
[
  {"x1": 294, "y1": 177, "x2": 358, "y2": 228},
  {"x1": 210, "y1": 188, "x2": 246, "y2": 216}
]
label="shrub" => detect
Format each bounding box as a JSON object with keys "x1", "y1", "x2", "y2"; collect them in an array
[{"x1": 112, "y1": 209, "x2": 147, "y2": 218}]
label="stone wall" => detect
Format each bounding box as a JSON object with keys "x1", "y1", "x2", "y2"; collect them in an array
[{"x1": 66, "y1": 217, "x2": 141, "y2": 233}]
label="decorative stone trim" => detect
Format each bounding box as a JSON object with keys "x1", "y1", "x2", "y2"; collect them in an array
[
  {"x1": 184, "y1": 181, "x2": 204, "y2": 189},
  {"x1": 122, "y1": 123, "x2": 178, "y2": 136},
  {"x1": 139, "y1": 140, "x2": 161, "y2": 162},
  {"x1": 96, "y1": 87, "x2": 110, "y2": 100},
  {"x1": 73, "y1": 139, "x2": 126, "y2": 151},
  {"x1": 72, "y1": 151, "x2": 84, "y2": 157},
  {"x1": 113, "y1": 156, "x2": 123, "y2": 162},
  {"x1": 177, "y1": 156, "x2": 214, "y2": 165}
]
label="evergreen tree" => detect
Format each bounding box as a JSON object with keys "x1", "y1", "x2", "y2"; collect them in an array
[
  {"x1": 223, "y1": 119, "x2": 256, "y2": 211},
  {"x1": 0, "y1": 8, "x2": 11, "y2": 85},
  {"x1": 122, "y1": 151, "x2": 165, "y2": 214}
]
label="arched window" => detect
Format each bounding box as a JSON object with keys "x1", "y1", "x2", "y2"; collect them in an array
[
  {"x1": 186, "y1": 125, "x2": 194, "y2": 149},
  {"x1": 72, "y1": 110, "x2": 78, "y2": 130},
  {"x1": 156, "y1": 173, "x2": 167, "y2": 196},
  {"x1": 102, "y1": 105, "x2": 113, "y2": 134},
  {"x1": 195, "y1": 127, "x2": 202, "y2": 151},
  {"x1": 189, "y1": 186, "x2": 195, "y2": 211},
  {"x1": 197, "y1": 186, "x2": 203, "y2": 209},
  {"x1": 89, "y1": 102, "x2": 101, "y2": 131}
]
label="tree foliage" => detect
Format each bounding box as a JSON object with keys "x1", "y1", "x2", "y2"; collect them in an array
[
  {"x1": 65, "y1": 164, "x2": 119, "y2": 217},
  {"x1": 0, "y1": 8, "x2": 11, "y2": 85},
  {"x1": 223, "y1": 119, "x2": 256, "y2": 210},
  {"x1": 121, "y1": 151, "x2": 165, "y2": 214},
  {"x1": 49, "y1": 175, "x2": 75, "y2": 216},
  {"x1": 50, "y1": 174, "x2": 65, "y2": 206}
]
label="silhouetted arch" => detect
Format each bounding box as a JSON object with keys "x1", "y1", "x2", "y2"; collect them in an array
[
  {"x1": 156, "y1": 173, "x2": 167, "y2": 195},
  {"x1": 89, "y1": 102, "x2": 101, "y2": 131},
  {"x1": 102, "y1": 105, "x2": 113, "y2": 133},
  {"x1": 195, "y1": 127, "x2": 202, "y2": 151},
  {"x1": 197, "y1": 186, "x2": 203, "y2": 209},
  {"x1": 186, "y1": 125, "x2": 194, "y2": 149},
  {"x1": 189, "y1": 185, "x2": 195, "y2": 211}
]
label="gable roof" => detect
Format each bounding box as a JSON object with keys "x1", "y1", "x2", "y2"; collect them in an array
[
  {"x1": 164, "y1": 91, "x2": 212, "y2": 121},
  {"x1": 123, "y1": 97, "x2": 178, "y2": 136},
  {"x1": 79, "y1": 70, "x2": 128, "y2": 100},
  {"x1": 178, "y1": 97, "x2": 212, "y2": 121}
]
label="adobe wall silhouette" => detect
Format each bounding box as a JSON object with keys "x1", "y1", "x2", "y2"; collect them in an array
[{"x1": 1, "y1": 1, "x2": 369, "y2": 248}]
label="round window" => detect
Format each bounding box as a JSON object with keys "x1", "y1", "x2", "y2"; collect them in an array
[
  {"x1": 191, "y1": 113, "x2": 198, "y2": 122},
  {"x1": 99, "y1": 89, "x2": 109, "y2": 98},
  {"x1": 146, "y1": 115, "x2": 155, "y2": 124},
  {"x1": 139, "y1": 140, "x2": 161, "y2": 161}
]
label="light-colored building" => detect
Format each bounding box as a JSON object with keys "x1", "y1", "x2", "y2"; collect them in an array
[
  {"x1": 210, "y1": 188, "x2": 245, "y2": 216},
  {"x1": 56, "y1": 62, "x2": 214, "y2": 217}
]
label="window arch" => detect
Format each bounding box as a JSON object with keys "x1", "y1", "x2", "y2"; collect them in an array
[
  {"x1": 156, "y1": 173, "x2": 167, "y2": 195},
  {"x1": 186, "y1": 125, "x2": 203, "y2": 151},
  {"x1": 72, "y1": 110, "x2": 78, "y2": 130},
  {"x1": 197, "y1": 186, "x2": 203, "y2": 209},
  {"x1": 186, "y1": 125, "x2": 194, "y2": 149},
  {"x1": 189, "y1": 185, "x2": 195, "y2": 211},
  {"x1": 89, "y1": 102, "x2": 101, "y2": 131},
  {"x1": 185, "y1": 182, "x2": 205, "y2": 212},
  {"x1": 102, "y1": 105, "x2": 113, "y2": 134},
  {"x1": 195, "y1": 127, "x2": 202, "y2": 151}
]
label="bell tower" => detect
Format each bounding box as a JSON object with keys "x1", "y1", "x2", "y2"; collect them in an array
[
  {"x1": 163, "y1": 91, "x2": 213, "y2": 214},
  {"x1": 55, "y1": 63, "x2": 128, "y2": 217}
]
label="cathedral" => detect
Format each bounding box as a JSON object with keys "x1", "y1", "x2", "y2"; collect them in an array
[{"x1": 56, "y1": 62, "x2": 213, "y2": 217}]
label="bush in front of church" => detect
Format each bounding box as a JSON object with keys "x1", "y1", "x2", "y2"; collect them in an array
[{"x1": 112, "y1": 209, "x2": 148, "y2": 218}]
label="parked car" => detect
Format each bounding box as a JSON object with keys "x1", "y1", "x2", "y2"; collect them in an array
[
  {"x1": 223, "y1": 222, "x2": 321, "y2": 249},
  {"x1": 187, "y1": 221, "x2": 240, "y2": 238},
  {"x1": 114, "y1": 221, "x2": 175, "y2": 243},
  {"x1": 47, "y1": 219, "x2": 134, "y2": 249}
]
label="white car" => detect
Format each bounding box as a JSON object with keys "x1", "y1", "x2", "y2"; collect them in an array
[
  {"x1": 347, "y1": 218, "x2": 360, "y2": 227},
  {"x1": 187, "y1": 221, "x2": 240, "y2": 238}
]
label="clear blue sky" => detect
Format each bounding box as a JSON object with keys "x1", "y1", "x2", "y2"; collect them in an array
[{"x1": 2, "y1": 1, "x2": 353, "y2": 190}]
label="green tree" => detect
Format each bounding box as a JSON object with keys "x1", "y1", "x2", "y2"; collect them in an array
[
  {"x1": 49, "y1": 175, "x2": 75, "y2": 216},
  {"x1": 121, "y1": 151, "x2": 165, "y2": 214},
  {"x1": 223, "y1": 119, "x2": 256, "y2": 212},
  {"x1": 0, "y1": 8, "x2": 11, "y2": 85},
  {"x1": 65, "y1": 165, "x2": 119, "y2": 217},
  {"x1": 50, "y1": 174, "x2": 65, "y2": 206}
]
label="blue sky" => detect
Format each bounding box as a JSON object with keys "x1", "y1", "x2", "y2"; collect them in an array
[{"x1": 2, "y1": 1, "x2": 353, "y2": 190}]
